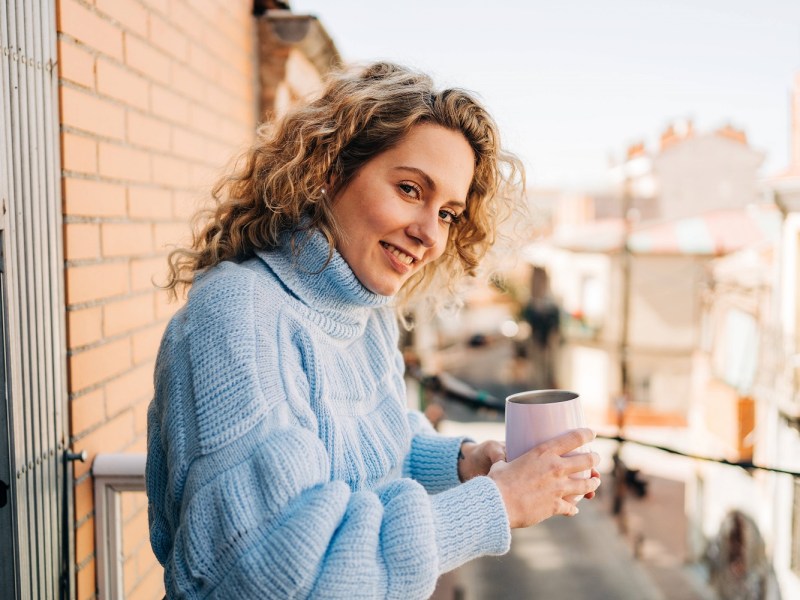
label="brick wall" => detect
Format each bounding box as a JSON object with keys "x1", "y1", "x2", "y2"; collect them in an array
[{"x1": 57, "y1": 1, "x2": 257, "y2": 598}]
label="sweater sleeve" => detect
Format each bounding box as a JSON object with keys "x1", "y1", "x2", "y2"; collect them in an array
[
  {"x1": 404, "y1": 410, "x2": 470, "y2": 493},
  {"x1": 146, "y1": 266, "x2": 511, "y2": 600}
]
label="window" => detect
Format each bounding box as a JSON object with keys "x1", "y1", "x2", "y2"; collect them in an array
[{"x1": 714, "y1": 308, "x2": 759, "y2": 395}]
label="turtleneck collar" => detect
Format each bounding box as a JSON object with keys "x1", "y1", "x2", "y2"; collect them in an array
[{"x1": 255, "y1": 228, "x2": 393, "y2": 338}]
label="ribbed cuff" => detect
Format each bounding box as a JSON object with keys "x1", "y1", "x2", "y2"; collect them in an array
[
  {"x1": 408, "y1": 434, "x2": 464, "y2": 493},
  {"x1": 430, "y1": 476, "x2": 511, "y2": 573}
]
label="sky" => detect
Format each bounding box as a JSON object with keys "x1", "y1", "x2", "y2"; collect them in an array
[{"x1": 290, "y1": 0, "x2": 800, "y2": 191}]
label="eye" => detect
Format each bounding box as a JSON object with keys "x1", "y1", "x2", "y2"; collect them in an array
[
  {"x1": 439, "y1": 208, "x2": 463, "y2": 225},
  {"x1": 398, "y1": 182, "x2": 421, "y2": 199}
]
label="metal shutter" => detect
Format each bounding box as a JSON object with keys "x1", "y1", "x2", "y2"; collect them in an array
[{"x1": 0, "y1": 0, "x2": 71, "y2": 598}]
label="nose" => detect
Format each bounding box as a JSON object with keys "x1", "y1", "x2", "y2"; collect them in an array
[{"x1": 406, "y1": 210, "x2": 440, "y2": 249}]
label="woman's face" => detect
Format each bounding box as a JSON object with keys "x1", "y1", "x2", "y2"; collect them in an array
[{"x1": 330, "y1": 123, "x2": 475, "y2": 296}]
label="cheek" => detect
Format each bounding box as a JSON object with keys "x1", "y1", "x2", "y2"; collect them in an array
[{"x1": 429, "y1": 233, "x2": 451, "y2": 262}]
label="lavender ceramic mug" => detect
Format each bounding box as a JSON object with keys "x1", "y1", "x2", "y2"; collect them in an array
[{"x1": 505, "y1": 389, "x2": 591, "y2": 498}]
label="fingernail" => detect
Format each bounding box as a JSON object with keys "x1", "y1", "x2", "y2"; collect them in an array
[{"x1": 572, "y1": 506, "x2": 580, "y2": 516}]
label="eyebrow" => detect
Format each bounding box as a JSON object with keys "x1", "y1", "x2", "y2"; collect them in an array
[{"x1": 392, "y1": 166, "x2": 467, "y2": 208}]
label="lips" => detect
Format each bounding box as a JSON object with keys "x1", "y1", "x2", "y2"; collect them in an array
[{"x1": 380, "y1": 241, "x2": 416, "y2": 265}]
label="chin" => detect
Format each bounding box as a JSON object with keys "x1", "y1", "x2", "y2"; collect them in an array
[
  {"x1": 363, "y1": 277, "x2": 404, "y2": 297},
  {"x1": 369, "y1": 284, "x2": 401, "y2": 297}
]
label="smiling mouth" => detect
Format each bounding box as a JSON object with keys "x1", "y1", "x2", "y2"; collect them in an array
[{"x1": 381, "y1": 242, "x2": 416, "y2": 265}]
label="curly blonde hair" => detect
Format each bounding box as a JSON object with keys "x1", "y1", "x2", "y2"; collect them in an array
[{"x1": 165, "y1": 61, "x2": 526, "y2": 309}]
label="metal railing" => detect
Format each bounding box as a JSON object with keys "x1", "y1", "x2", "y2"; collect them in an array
[{"x1": 93, "y1": 453, "x2": 146, "y2": 600}]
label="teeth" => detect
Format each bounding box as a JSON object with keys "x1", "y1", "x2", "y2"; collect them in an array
[{"x1": 384, "y1": 243, "x2": 414, "y2": 265}]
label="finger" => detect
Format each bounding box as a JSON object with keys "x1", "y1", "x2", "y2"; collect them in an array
[
  {"x1": 576, "y1": 476, "x2": 601, "y2": 496},
  {"x1": 562, "y1": 451, "x2": 600, "y2": 474},
  {"x1": 542, "y1": 428, "x2": 595, "y2": 456},
  {"x1": 557, "y1": 498, "x2": 580, "y2": 517},
  {"x1": 563, "y1": 474, "x2": 601, "y2": 498}
]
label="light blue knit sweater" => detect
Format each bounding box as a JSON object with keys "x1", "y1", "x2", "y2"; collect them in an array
[{"x1": 146, "y1": 229, "x2": 511, "y2": 599}]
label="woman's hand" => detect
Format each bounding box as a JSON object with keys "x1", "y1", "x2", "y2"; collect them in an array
[
  {"x1": 458, "y1": 440, "x2": 506, "y2": 482},
  {"x1": 488, "y1": 428, "x2": 601, "y2": 529}
]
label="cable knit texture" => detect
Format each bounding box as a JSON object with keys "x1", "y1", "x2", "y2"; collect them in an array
[{"x1": 146, "y1": 229, "x2": 511, "y2": 599}]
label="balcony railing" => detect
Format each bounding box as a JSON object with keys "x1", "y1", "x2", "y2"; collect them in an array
[{"x1": 93, "y1": 453, "x2": 147, "y2": 600}]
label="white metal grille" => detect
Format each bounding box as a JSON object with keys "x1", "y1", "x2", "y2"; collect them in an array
[{"x1": 0, "y1": 0, "x2": 70, "y2": 598}]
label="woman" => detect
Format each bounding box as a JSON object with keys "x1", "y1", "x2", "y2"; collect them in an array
[{"x1": 146, "y1": 62, "x2": 600, "y2": 599}]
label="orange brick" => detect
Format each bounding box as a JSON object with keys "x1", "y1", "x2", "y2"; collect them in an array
[
  {"x1": 65, "y1": 222, "x2": 100, "y2": 261},
  {"x1": 189, "y1": 163, "x2": 216, "y2": 189},
  {"x1": 205, "y1": 138, "x2": 234, "y2": 168},
  {"x1": 73, "y1": 476, "x2": 95, "y2": 524},
  {"x1": 202, "y1": 83, "x2": 234, "y2": 117},
  {"x1": 103, "y1": 293, "x2": 155, "y2": 337},
  {"x1": 121, "y1": 490, "x2": 145, "y2": 522},
  {"x1": 105, "y1": 363, "x2": 154, "y2": 416},
  {"x1": 98, "y1": 142, "x2": 151, "y2": 182},
  {"x1": 61, "y1": 132, "x2": 97, "y2": 175},
  {"x1": 131, "y1": 257, "x2": 167, "y2": 292},
  {"x1": 67, "y1": 305, "x2": 104, "y2": 349},
  {"x1": 60, "y1": 85, "x2": 125, "y2": 139},
  {"x1": 66, "y1": 261, "x2": 129, "y2": 305},
  {"x1": 70, "y1": 337, "x2": 132, "y2": 393},
  {"x1": 124, "y1": 34, "x2": 170, "y2": 85},
  {"x1": 58, "y1": 39, "x2": 95, "y2": 89},
  {"x1": 128, "y1": 186, "x2": 172, "y2": 219},
  {"x1": 58, "y1": 0, "x2": 124, "y2": 60},
  {"x1": 172, "y1": 128, "x2": 208, "y2": 162},
  {"x1": 133, "y1": 324, "x2": 165, "y2": 364},
  {"x1": 155, "y1": 290, "x2": 182, "y2": 320},
  {"x1": 71, "y1": 386, "x2": 105, "y2": 440},
  {"x1": 172, "y1": 190, "x2": 203, "y2": 220},
  {"x1": 151, "y1": 85, "x2": 189, "y2": 125},
  {"x1": 76, "y1": 556, "x2": 96, "y2": 600},
  {"x1": 134, "y1": 542, "x2": 159, "y2": 579},
  {"x1": 152, "y1": 155, "x2": 190, "y2": 188},
  {"x1": 67, "y1": 306, "x2": 103, "y2": 349},
  {"x1": 101, "y1": 222, "x2": 154, "y2": 257},
  {"x1": 128, "y1": 433, "x2": 148, "y2": 453},
  {"x1": 127, "y1": 112, "x2": 171, "y2": 152},
  {"x1": 171, "y1": 63, "x2": 206, "y2": 104},
  {"x1": 218, "y1": 66, "x2": 250, "y2": 105},
  {"x1": 133, "y1": 395, "x2": 151, "y2": 435},
  {"x1": 73, "y1": 412, "x2": 136, "y2": 478},
  {"x1": 63, "y1": 177, "x2": 127, "y2": 217},
  {"x1": 95, "y1": 0, "x2": 148, "y2": 37},
  {"x1": 154, "y1": 222, "x2": 190, "y2": 251},
  {"x1": 124, "y1": 553, "x2": 138, "y2": 596},
  {"x1": 168, "y1": 1, "x2": 208, "y2": 41},
  {"x1": 140, "y1": 0, "x2": 168, "y2": 15},
  {"x1": 127, "y1": 557, "x2": 165, "y2": 600},
  {"x1": 187, "y1": 41, "x2": 219, "y2": 81},
  {"x1": 218, "y1": 116, "x2": 250, "y2": 144},
  {"x1": 97, "y1": 59, "x2": 149, "y2": 110},
  {"x1": 214, "y1": 9, "x2": 241, "y2": 49},
  {"x1": 122, "y1": 506, "x2": 149, "y2": 556},
  {"x1": 75, "y1": 515, "x2": 95, "y2": 565},
  {"x1": 188, "y1": 102, "x2": 221, "y2": 138},
  {"x1": 150, "y1": 14, "x2": 188, "y2": 61}
]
